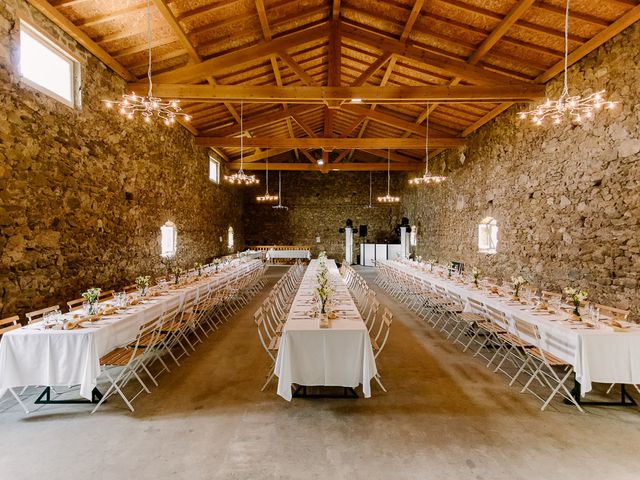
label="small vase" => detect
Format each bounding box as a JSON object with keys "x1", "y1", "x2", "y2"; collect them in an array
[
  {"x1": 85, "y1": 301, "x2": 98, "y2": 316},
  {"x1": 319, "y1": 312, "x2": 331, "y2": 329},
  {"x1": 572, "y1": 308, "x2": 581, "y2": 321},
  {"x1": 137, "y1": 286, "x2": 148, "y2": 297}
]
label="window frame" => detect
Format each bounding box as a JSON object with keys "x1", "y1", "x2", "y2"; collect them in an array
[
  {"x1": 18, "y1": 20, "x2": 81, "y2": 109},
  {"x1": 209, "y1": 155, "x2": 220, "y2": 184},
  {"x1": 160, "y1": 221, "x2": 177, "y2": 258},
  {"x1": 478, "y1": 217, "x2": 498, "y2": 255}
]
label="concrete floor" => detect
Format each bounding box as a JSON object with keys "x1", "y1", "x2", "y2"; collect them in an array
[{"x1": 1, "y1": 266, "x2": 640, "y2": 480}]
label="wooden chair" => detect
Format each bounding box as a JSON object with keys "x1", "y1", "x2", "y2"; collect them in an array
[
  {"x1": 99, "y1": 289, "x2": 115, "y2": 301},
  {"x1": 67, "y1": 297, "x2": 84, "y2": 311},
  {"x1": 541, "y1": 290, "x2": 562, "y2": 302},
  {"x1": 123, "y1": 285, "x2": 137, "y2": 294},
  {"x1": 593, "y1": 303, "x2": 630, "y2": 321},
  {"x1": 0, "y1": 316, "x2": 29, "y2": 413},
  {"x1": 25, "y1": 305, "x2": 60, "y2": 324}
]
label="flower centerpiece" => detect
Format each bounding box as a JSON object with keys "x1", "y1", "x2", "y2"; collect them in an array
[
  {"x1": 446, "y1": 261, "x2": 454, "y2": 278},
  {"x1": 511, "y1": 276, "x2": 527, "y2": 300},
  {"x1": 194, "y1": 262, "x2": 203, "y2": 276},
  {"x1": 564, "y1": 287, "x2": 588, "y2": 319},
  {"x1": 472, "y1": 267, "x2": 481, "y2": 288},
  {"x1": 428, "y1": 258, "x2": 436, "y2": 272},
  {"x1": 416, "y1": 255, "x2": 423, "y2": 264},
  {"x1": 81, "y1": 287, "x2": 101, "y2": 315},
  {"x1": 171, "y1": 266, "x2": 184, "y2": 285},
  {"x1": 213, "y1": 259, "x2": 221, "y2": 272},
  {"x1": 135, "y1": 275, "x2": 150, "y2": 296}
]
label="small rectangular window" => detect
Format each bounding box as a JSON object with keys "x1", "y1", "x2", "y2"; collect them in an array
[
  {"x1": 19, "y1": 21, "x2": 79, "y2": 107},
  {"x1": 410, "y1": 225, "x2": 417, "y2": 247},
  {"x1": 209, "y1": 156, "x2": 220, "y2": 184}
]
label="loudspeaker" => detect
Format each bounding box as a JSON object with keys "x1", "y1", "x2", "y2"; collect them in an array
[
  {"x1": 359, "y1": 225, "x2": 368, "y2": 237},
  {"x1": 346, "y1": 219, "x2": 353, "y2": 228},
  {"x1": 338, "y1": 227, "x2": 345, "y2": 233}
]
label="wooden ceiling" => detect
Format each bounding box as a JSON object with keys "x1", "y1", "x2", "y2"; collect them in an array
[{"x1": 29, "y1": 0, "x2": 640, "y2": 172}]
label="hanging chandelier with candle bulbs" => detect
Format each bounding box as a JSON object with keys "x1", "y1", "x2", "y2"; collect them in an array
[
  {"x1": 256, "y1": 153, "x2": 278, "y2": 202},
  {"x1": 103, "y1": 0, "x2": 190, "y2": 126},
  {"x1": 409, "y1": 104, "x2": 446, "y2": 185},
  {"x1": 272, "y1": 171, "x2": 288, "y2": 210},
  {"x1": 378, "y1": 148, "x2": 400, "y2": 203},
  {"x1": 225, "y1": 101, "x2": 259, "y2": 185},
  {"x1": 518, "y1": 0, "x2": 617, "y2": 126}
]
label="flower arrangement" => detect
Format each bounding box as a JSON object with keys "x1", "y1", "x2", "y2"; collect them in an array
[
  {"x1": 446, "y1": 261, "x2": 454, "y2": 278},
  {"x1": 472, "y1": 267, "x2": 481, "y2": 287},
  {"x1": 171, "y1": 266, "x2": 184, "y2": 285},
  {"x1": 511, "y1": 276, "x2": 527, "y2": 300},
  {"x1": 194, "y1": 262, "x2": 203, "y2": 276},
  {"x1": 135, "y1": 276, "x2": 150, "y2": 296},
  {"x1": 317, "y1": 284, "x2": 332, "y2": 314},
  {"x1": 427, "y1": 258, "x2": 436, "y2": 272},
  {"x1": 81, "y1": 287, "x2": 101, "y2": 315},
  {"x1": 416, "y1": 255, "x2": 423, "y2": 263},
  {"x1": 213, "y1": 259, "x2": 221, "y2": 272},
  {"x1": 564, "y1": 287, "x2": 588, "y2": 318}
]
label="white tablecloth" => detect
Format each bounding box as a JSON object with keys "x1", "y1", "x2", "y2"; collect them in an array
[
  {"x1": 388, "y1": 260, "x2": 640, "y2": 395},
  {"x1": 267, "y1": 249, "x2": 311, "y2": 260},
  {"x1": 0, "y1": 260, "x2": 261, "y2": 400},
  {"x1": 274, "y1": 260, "x2": 377, "y2": 401}
]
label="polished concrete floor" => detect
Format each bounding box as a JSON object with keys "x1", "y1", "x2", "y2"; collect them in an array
[{"x1": 1, "y1": 266, "x2": 640, "y2": 480}]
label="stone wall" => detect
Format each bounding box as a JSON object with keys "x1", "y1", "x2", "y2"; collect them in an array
[
  {"x1": 244, "y1": 171, "x2": 405, "y2": 260},
  {"x1": 0, "y1": 0, "x2": 244, "y2": 317},
  {"x1": 402, "y1": 23, "x2": 640, "y2": 318}
]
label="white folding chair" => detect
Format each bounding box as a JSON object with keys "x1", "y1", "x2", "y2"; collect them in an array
[{"x1": 0, "y1": 316, "x2": 30, "y2": 413}]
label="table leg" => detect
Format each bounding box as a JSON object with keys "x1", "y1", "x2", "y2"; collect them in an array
[
  {"x1": 34, "y1": 386, "x2": 104, "y2": 405},
  {"x1": 567, "y1": 376, "x2": 637, "y2": 407}
]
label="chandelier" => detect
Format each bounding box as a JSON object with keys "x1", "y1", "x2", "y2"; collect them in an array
[
  {"x1": 225, "y1": 101, "x2": 259, "y2": 185},
  {"x1": 103, "y1": 0, "x2": 190, "y2": 125},
  {"x1": 518, "y1": 0, "x2": 617, "y2": 126},
  {"x1": 256, "y1": 153, "x2": 278, "y2": 202},
  {"x1": 378, "y1": 148, "x2": 400, "y2": 203},
  {"x1": 409, "y1": 103, "x2": 446, "y2": 185},
  {"x1": 272, "y1": 171, "x2": 288, "y2": 210}
]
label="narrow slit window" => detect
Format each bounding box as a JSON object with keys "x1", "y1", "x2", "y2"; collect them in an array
[
  {"x1": 410, "y1": 225, "x2": 417, "y2": 247},
  {"x1": 478, "y1": 217, "x2": 498, "y2": 254},
  {"x1": 19, "y1": 21, "x2": 79, "y2": 107},
  {"x1": 227, "y1": 226, "x2": 234, "y2": 251},
  {"x1": 209, "y1": 156, "x2": 220, "y2": 184},
  {"x1": 161, "y1": 221, "x2": 177, "y2": 258}
]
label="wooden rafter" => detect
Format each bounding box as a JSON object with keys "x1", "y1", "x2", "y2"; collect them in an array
[
  {"x1": 227, "y1": 162, "x2": 422, "y2": 172},
  {"x1": 129, "y1": 84, "x2": 545, "y2": 103},
  {"x1": 195, "y1": 137, "x2": 465, "y2": 149},
  {"x1": 278, "y1": 51, "x2": 318, "y2": 86}
]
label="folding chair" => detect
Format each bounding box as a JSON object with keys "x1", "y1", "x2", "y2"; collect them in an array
[
  {"x1": 0, "y1": 316, "x2": 30, "y2": 413},
  {"x1": 370, "y1": 308, "x2": 393, "y2": 392},
  {"x1": 25, "y1": 305, "x2": 60, "y2": 324}
]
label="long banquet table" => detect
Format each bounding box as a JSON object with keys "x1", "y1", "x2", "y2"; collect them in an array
[
  {"x1": 388, "y1": 259, "x2": 640, "y2": 396},
  {"x1": 274, "y1": 259, "x2": 377, "y2": 401},
  {"x1": 0, "y1": 259, "x2": 262, "y2": 402},
  {"x1": 267, "y1": 249, "x2": 311, "y2": 260}
]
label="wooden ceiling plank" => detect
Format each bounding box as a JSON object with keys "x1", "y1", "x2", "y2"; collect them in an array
[
  {"x1": 291, "y1": 113, "x2": 318, "y2": 137},
  {"x1": 350, "y1": 52, "x2": 393, "y2": 87},
  {"x1": 76, "y1": 2, "x2": 146, "y2": 28},
  {"x1": 195, "y1": 137, "x2": 466, "y2": 148},
  {"x1": 360, "y1": 149, "x2": 420, "y2": 163},
  {"x1": 332, "y1": 0, "x2": 341, "y2": 19},
  {"x1": 25, "y1": 0, "x2": 137, "y2": 81},
  {"x1": 339, "y1": 115, "x2": 366, "y2": 137},
  {"x1": 177, "y1": 0, "x2": 240, "y2": 22},
  {"x1": 153, "y1": 23, "x2": 330, "y2": 83},
  {"x1": 400, "y1": 0, "x2": 425, "y2": 42},
  {"x1": 332, "y1": 149, "x2": 350, "y2": 163}
]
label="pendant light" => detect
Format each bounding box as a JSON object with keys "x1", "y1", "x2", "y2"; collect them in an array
[
  {"x1": 409, "y1": 103, "x2": 446, "y2": 185},
  {"x1": 377, "y1": 148, "x2": 400, "y2": 203},
  {"x1": 225, "y1": 101, "x2": 259, "y2": 185},
  {"x1": 256, "y1": 151, "x2": 278, "y2": 202},
  {"x1": 103, "y1": 0, "x2": 190, "y2": 125},
  {"x1": 272, "y1": 171, "x2": 288, "y2": 210},
  {"x1": 364, "y1": 171, "x2": 374, "y2": 208},
  {"x1": 518, "y1": 0, "x2": 617, "y2": 125}
]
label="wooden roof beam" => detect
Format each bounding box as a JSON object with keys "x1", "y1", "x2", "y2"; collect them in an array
[
  {"x1": 132, "y1": 84, "x2": 545, "y2": 103},
  {"x1": 195, "y1": 137, "x2": 465, "y2": 149},
  {"x1": 228, "y1": 162, "x2": 422, "y2": 172},
  {"x1": 278, "y1": 51, "x2": 318, "y2": 86}
]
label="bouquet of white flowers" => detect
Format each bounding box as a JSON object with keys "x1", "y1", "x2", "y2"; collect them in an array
[
  {"x1": 171, "y1": 266, "x2": 184, "y2": 285},
  {"x1": 135, "y1": 276, "x2": 150, "y2": 296},
  {"x1": 446, "y1": 261, "x2": 454, "y2": 278},
  {"x1": 564, "y1": 287, "x2": 588, "y2": 317},
  {"x1": 194, "y1": 262, "x2": 204, "y2": 276},
  {"x1": 472, "y1": 267, "x2": 481, "y2": 287},
  {"x1": 81, "y1": 287, "x2": 101, "y2": 315},
  {"x1": 511, "y1": 276, "x2": 527, "y2": 299}
]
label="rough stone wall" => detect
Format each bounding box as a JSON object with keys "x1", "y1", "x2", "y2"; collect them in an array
[
  {"x1": 244, "y1": 171, "x2": 405, "y2": 260},
  {"x1": 0, "y1": 0, "x2": 244, "y2": 317},
  {"x1": 402, "y1": 23, "x2": 640, "y2": 318}
]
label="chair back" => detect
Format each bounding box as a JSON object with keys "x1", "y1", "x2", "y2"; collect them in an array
[
  {"x1": 67, "y1": 297, "x2": 85, "y2": 311},
  {"x1": 372, "y1": 308, "x2": 393, "y2": 358},
  {"x1": 25, "y1": 305, "x2": 60, "y2": 324},
  {"x1": 512, "y1": 314, "x2": 537, "y2": 345},
  {"x1": 593, "y1": 303, "x2": 630, "y2": 321},
  {"x1": 0, "y1": 315, "x2": 20, "y2": 336}
]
